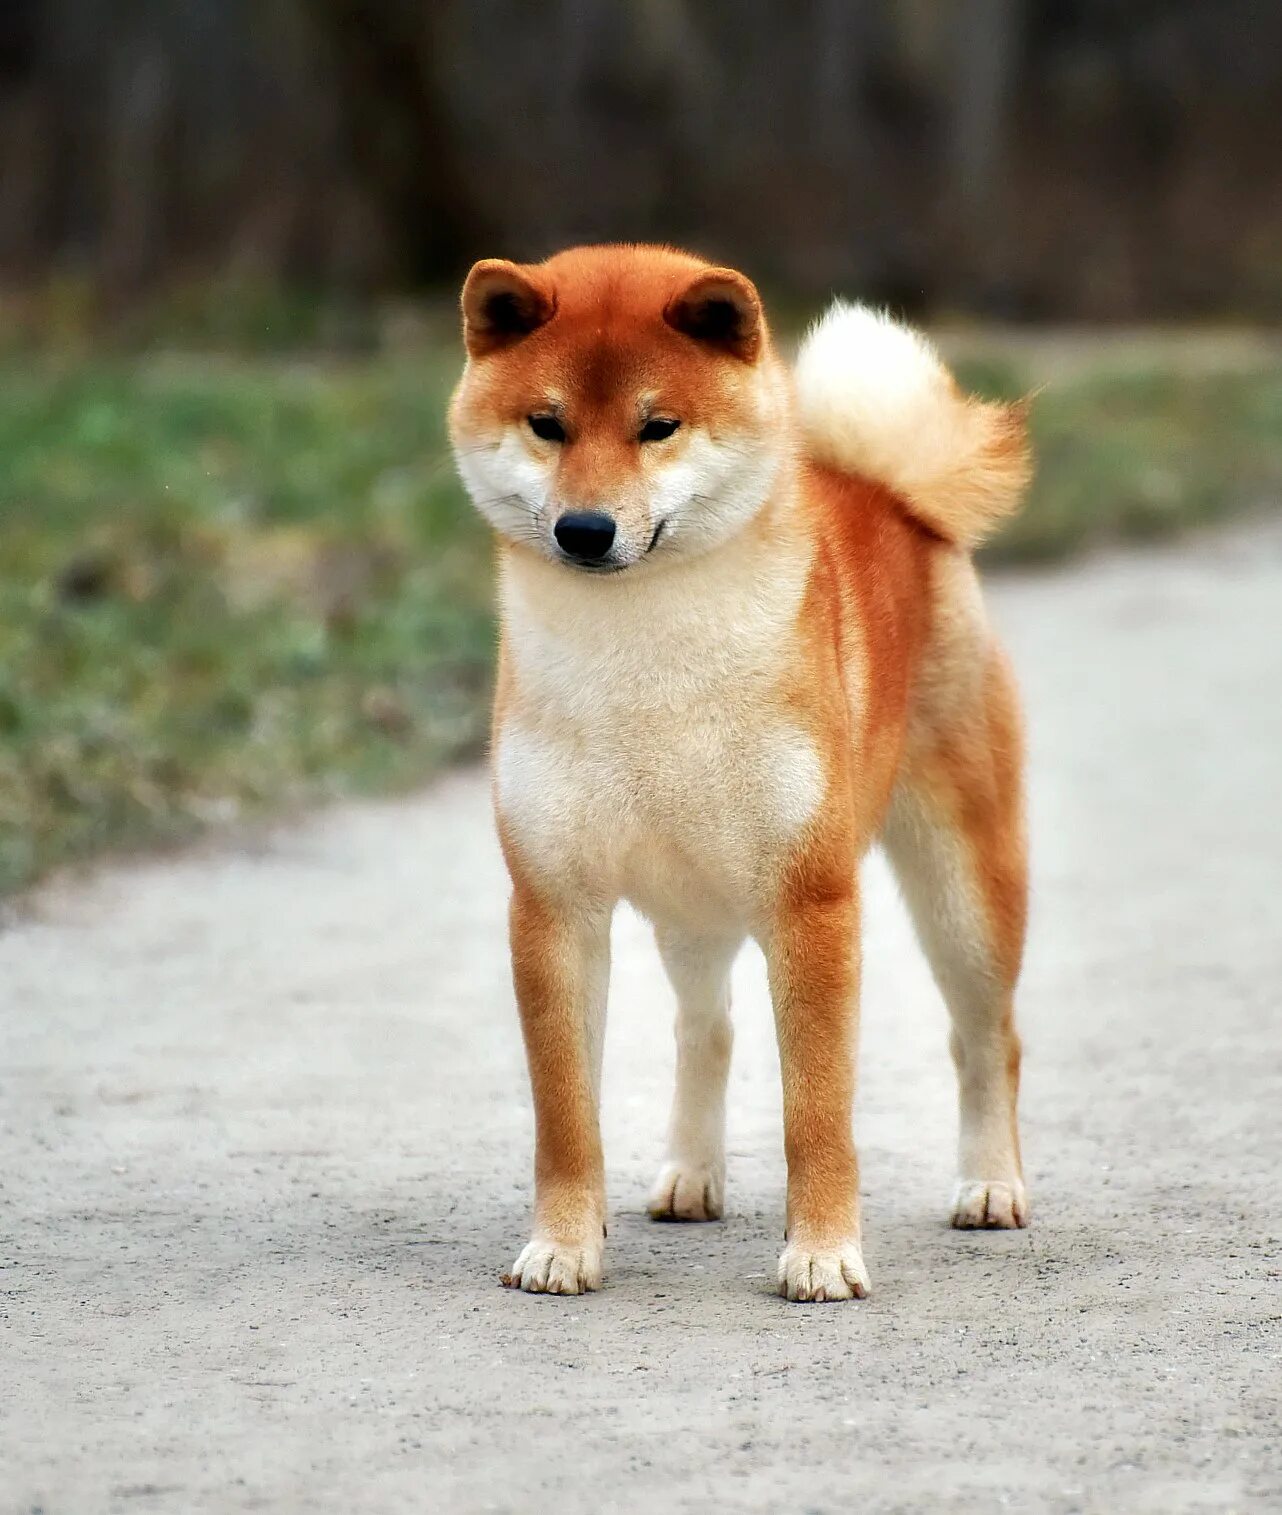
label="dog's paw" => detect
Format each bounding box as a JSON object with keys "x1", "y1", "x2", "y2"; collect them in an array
[
  {"x1": 502, "y1": 1234, "x2": 603, "y2": 1295},
  {"x1": 647, "y1": 1160, "x2": 724, "y2": 1222},
  {"x1": 950, "y1": 1178, "x2": 1029, "y2": 1229},
  {"x1": 776, "y1": 1238, "x2": 871, "y2": 1302}
]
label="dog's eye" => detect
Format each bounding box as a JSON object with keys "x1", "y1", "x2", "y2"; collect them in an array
[
  {"x1": 528, "y1": 414, "x2": 566, "y2": 443},
  {"x1": 638, "y1": 417, "x2": 680, "y2": 443}
]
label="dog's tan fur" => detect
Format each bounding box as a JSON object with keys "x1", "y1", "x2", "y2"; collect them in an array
[{"x1": 449, "y1": 244, "x2": 1030, "y2": 1300}]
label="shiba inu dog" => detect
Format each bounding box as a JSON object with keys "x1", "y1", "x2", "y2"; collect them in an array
[{"x1": 448, "y1": 244, "x2": 1031, "y2": 1301}]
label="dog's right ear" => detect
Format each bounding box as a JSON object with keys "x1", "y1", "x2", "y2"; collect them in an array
[{"x1": 460, "y1": 260, "x2": 556, "y2": 357}]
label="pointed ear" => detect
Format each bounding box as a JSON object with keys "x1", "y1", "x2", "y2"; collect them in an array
[
  {"x1": 460, "y1": 259, "x2": 556, "y2": 357},
  {"x1": 664, "y1": 268, "x2": 763, "y2": 361}
]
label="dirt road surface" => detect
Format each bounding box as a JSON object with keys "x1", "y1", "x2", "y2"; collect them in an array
[{"x1": 5, "y1": 525, "x2": 1281, "y2": 1514}]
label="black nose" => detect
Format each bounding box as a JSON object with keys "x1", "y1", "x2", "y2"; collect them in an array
[{"x1": 554, "y1": 511, "x2": 616, "y2": 562}]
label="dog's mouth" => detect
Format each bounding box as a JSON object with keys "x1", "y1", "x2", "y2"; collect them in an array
[
  {"x1": 560, "y1": 556, "x2": 627, "y2": 574},
  {"x1": 556, "y1": 518, "x2": 668, "y2": 574}
]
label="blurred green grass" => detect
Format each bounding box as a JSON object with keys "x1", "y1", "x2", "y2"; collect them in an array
[
  {"x1": 2, "y1": 342, "x2": 1281, "y2": 895},
  {"x1": 960, "y1": 355, "x2": 1282, "y2": 562},
  {"x1": 0, "y1": 354, "x2": 492, "y2": 895}
]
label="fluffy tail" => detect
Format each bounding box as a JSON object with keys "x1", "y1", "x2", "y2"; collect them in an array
[{"x1": 793, "y1": 301, "x2": 1031, "y2": 549}]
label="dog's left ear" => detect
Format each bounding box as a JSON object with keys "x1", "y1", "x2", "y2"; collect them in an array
[{"x1": 664, "y1": 268, "x2": 763, "y2": 362}]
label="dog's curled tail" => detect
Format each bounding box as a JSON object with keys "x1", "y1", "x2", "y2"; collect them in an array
[{"x1": 793, "y1": 301, "x2": 1031, "y2": 549}]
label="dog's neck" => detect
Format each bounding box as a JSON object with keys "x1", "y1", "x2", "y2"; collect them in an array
[
  {"x1": 493, "y1": 468, "x2": 815, "y2": 725},
  {"x1": 497, "y1": 467, "x2": 811, "y2": 651}
]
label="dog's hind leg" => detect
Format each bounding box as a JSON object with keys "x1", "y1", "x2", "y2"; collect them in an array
[
  {"x1": 647, "y1": 928, "x2": 741, "y2": 1222},
  {"x1": 881, "y1": 645, "x2": 1030, "y2": 1229}
]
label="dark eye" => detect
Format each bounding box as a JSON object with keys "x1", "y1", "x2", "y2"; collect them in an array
[
  {"x1": 638, "y1": 417, "x2": 680, "y2": 443},
  {"x1": 528, "y1": 413, "x2": 566, "y2": 443}
]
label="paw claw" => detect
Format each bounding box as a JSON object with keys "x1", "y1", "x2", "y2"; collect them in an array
[
  {"x1": 777, "y1": 1239, "x2": 870, "y2": 1303},
  {"x1": 647, "y1": 1161, "x2": 724, "y2": 1222},
  {"x1": 505, "y1": 1236, "x2": 603, "y2": 1295},
  {"x1": 950, "y1": 1178, "x2": 1029, "y2": 1229}
]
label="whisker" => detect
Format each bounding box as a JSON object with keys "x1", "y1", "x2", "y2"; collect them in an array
[{"x1": 471, "y1": 491, "x2": 538, "y2": 516}]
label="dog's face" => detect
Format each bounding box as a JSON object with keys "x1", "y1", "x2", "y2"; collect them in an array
[{"x1": 449, "y1": 245, "x2": 787, "y2": 574}]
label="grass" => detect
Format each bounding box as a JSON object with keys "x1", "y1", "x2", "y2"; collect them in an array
[
  {"x1": 2, "y1": 339, "x2": 1281, "y2": 895},
  {"x1": 0, "y1": 354, "x2": 492, "y2": 895},
  {"x1": 963, "y1": 356, "x2": 1282, "y2": 563}
]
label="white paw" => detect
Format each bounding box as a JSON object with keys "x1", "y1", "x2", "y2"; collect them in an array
[
  {"x1": 950, "y1": 1178, "x2": 1029, "y2": 1229},
  {"x1": 776, "y1": 1238, "x2": 871, "y2": 1302},
  {"x1": 647, "y1": 1160, "x2": 725, "y2": 1221},
  {"x1": 503, "y1": 1235, "x2": 603, "y2": 1295}
]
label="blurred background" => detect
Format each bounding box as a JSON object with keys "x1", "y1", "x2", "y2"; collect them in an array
[
  {"x1": 2, "y1": 0, "x2": 1281, "y2": 895},
  {"x1": 5, "y1": 0, "x2": 1281, "y2": 316}
]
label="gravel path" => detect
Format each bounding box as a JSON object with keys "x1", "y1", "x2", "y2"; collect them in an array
[{"x1": 5, "y1": 525, "x2": 1282, "y2": 1514}]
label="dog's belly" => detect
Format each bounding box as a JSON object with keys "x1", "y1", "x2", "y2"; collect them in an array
[{"x1": 495, "y1": 708, "x2": 824, "y2": 932}]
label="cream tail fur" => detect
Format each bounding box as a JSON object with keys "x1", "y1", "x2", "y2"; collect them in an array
[{"x1": 793, "y1": 302, "x2": 1031, "y2": 548}]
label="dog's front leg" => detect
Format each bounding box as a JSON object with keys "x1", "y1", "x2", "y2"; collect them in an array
[
  {"x1": 767, "y1": 881, "x2": 871, "y2": 1302},
  {"x1": 503, "y1": 884, "x2": 610, "y2": 1295}
]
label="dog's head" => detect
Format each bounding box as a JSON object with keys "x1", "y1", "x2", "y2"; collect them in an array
[{"x1": 448, "y1": 245, "x2": 788, "y2": 575}]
